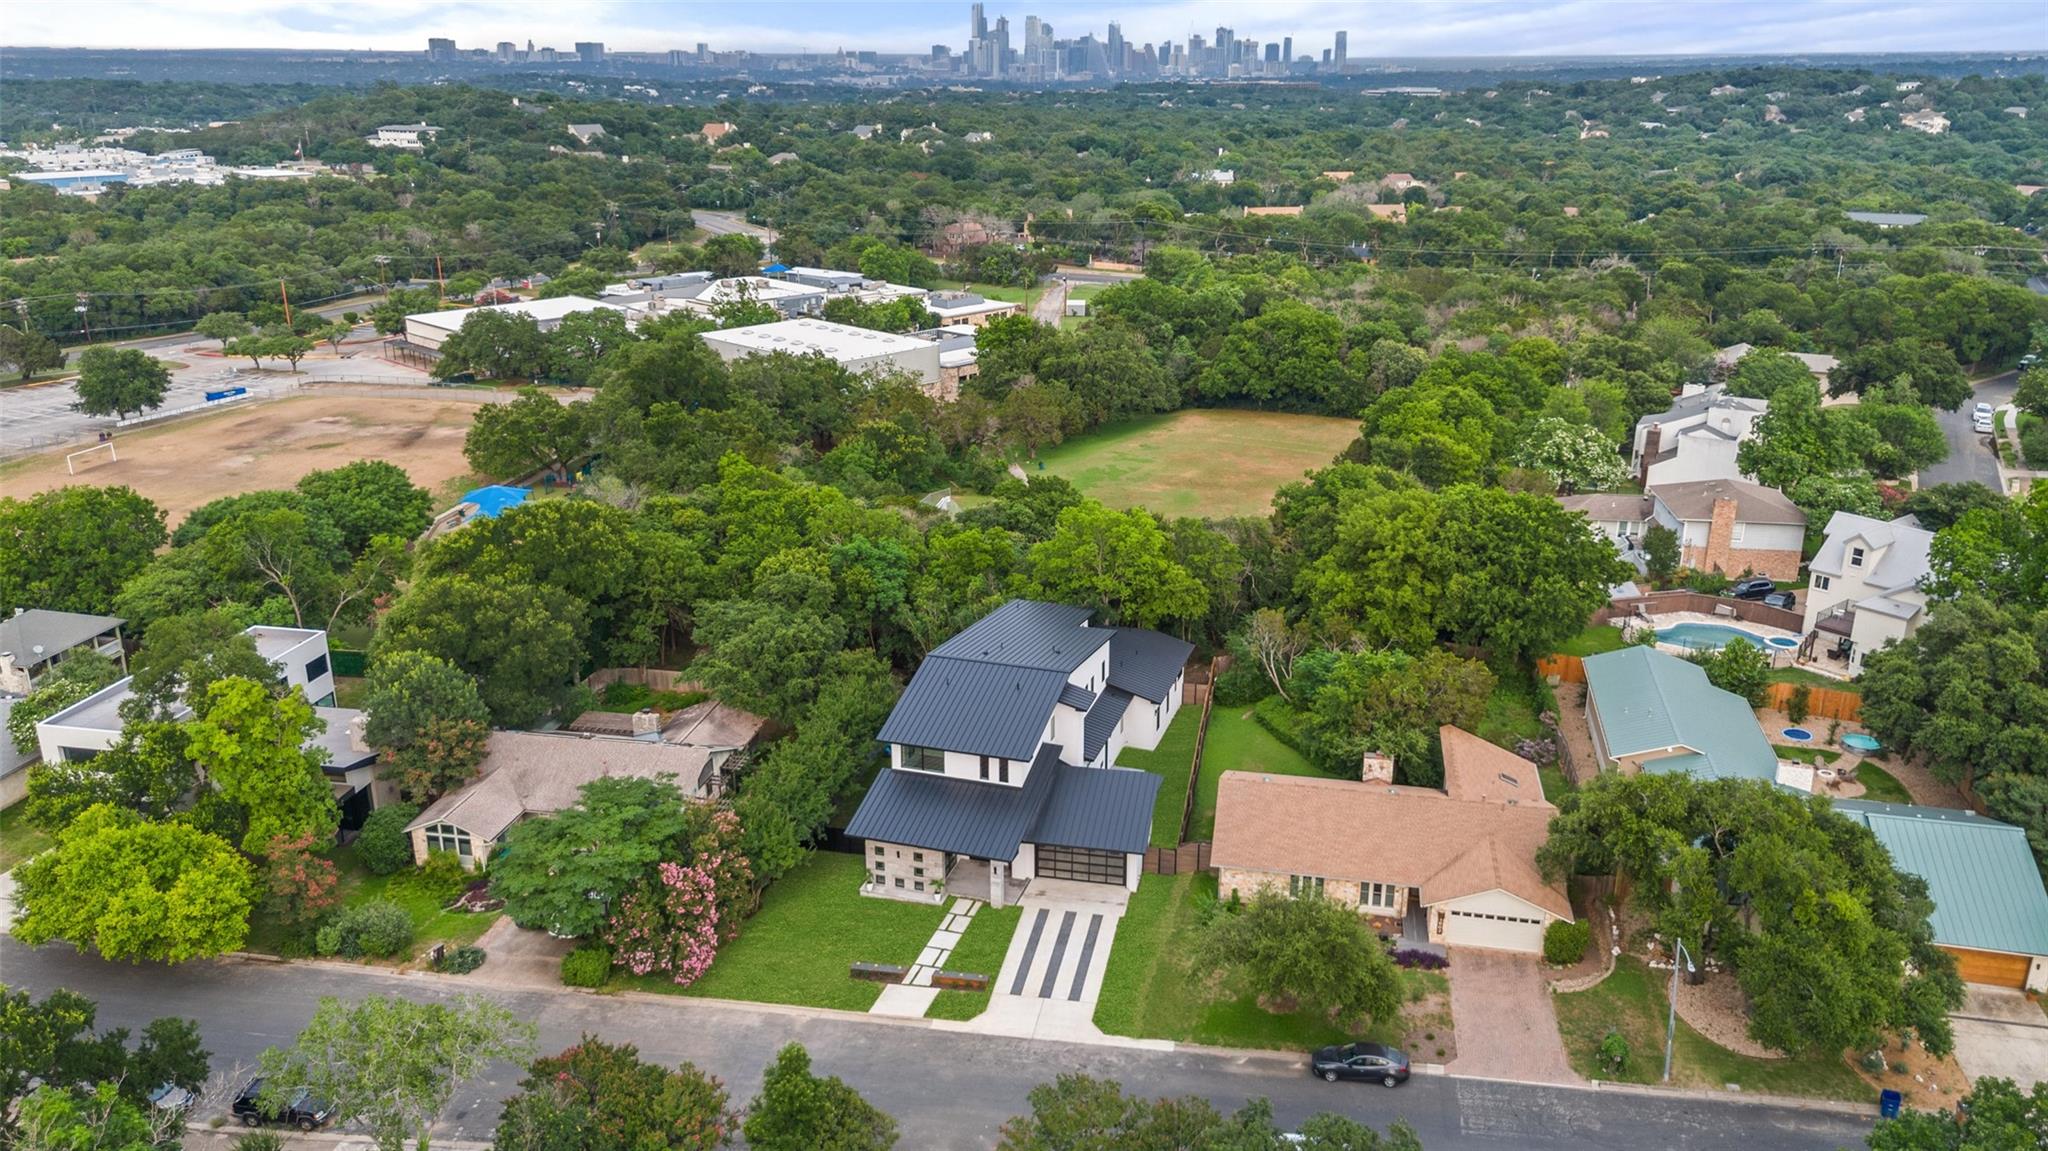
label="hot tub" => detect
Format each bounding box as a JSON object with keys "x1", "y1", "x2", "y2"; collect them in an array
[
  {"x1": 1781, "y1": 727, "x2": 1815, "y2": 741},
  {"x1": 1842, "y1": 733, "x2": 1882, "y2": 753}
]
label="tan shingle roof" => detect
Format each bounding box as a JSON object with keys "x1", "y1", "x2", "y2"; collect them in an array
[
  {"x1": 405, "y1": 731, "x2": 715, "y2": 843},
  {"x1": 1211, "y1": 729, "x2": 1569, "y2": 920},
  {"x1": 1649, "y1": 477, "x2": 1805, "y2": 526},
  {"x1": 1440, "y1": 725, "x2": 1548, "y2": 806}
]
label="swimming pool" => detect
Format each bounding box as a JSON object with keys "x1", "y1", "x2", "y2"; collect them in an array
[{"x1": 1658, "y1": 622, "x2": 1795, "y2": 652}]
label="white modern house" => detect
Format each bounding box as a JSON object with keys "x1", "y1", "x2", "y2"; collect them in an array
[
  {"x1": 247, "y1": 625, "x2": 337, "y2": 706},
  {"x1": 1630, "y1": 385, "x2": 1769, "y2": 486},
  {"x1": 1802, "y1": 512, "x2": 1935, "y2": 674},
  {"x1": 700, "y1": 318, "x2": 943, "y2": 386},
  {"x1": 846, "y1": 600, "x2": 1188, "y2": 907}
]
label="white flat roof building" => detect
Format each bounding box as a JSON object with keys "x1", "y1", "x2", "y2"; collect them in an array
[
  {"x1": 700, "y1": 318, "x2": 941, "y2": 384},
  {"x1": 402, "y1": 296, "x2": 630, "y2": 351}
]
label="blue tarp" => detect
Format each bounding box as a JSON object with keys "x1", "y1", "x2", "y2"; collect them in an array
[
  {"x1": 462, "y1": 485, "x2": 529, "y2": 519},
  {"x1": 761, "y1": 263, "x2": 791, "y2": 274}
]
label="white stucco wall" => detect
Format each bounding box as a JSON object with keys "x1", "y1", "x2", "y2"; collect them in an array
[{"x1": 890, "y1": 745, "x2": 1030, "y2": 786}]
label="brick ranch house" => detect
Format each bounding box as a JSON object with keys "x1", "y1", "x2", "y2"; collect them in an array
[
  {"x1": 1210, "y1": 727, "x2": 1572, "y2": 955},
  {"x1": 845, "y1": 599, "x2": 1189, "y2": 907}
]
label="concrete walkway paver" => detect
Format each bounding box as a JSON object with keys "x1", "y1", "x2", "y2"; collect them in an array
[
  {"x1": 1447, "y1": 949, "x2": 1579, "y2": 1084},
  {"x1": 869, "y1": 897, "x2": 982, "y2": 1017}
]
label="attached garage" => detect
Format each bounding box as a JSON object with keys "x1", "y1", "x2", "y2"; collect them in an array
[
  {"x1": 1435, "y1": 889, "x2": 1558, "y2": 954},
  {"x1": 1035, "y1": 843, "x2": 1126, "y2": 885},
  {"x1": 1945, "y1": 947, "x2": 2032, "y2": 989}
]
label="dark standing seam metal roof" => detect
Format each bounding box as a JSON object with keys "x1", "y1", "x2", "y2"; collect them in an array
[
  {"x1": 930, "y1": 599, "x2": 1104, "y2": 672},
  {"x1": 877, "y1": 657, "x2": 1067, "y2": 761},
  {"x1": 845, "y1": 743, "x2": 1062, "y2": 861},
  {"x1": 1030, "y1": 765, "x2": 1160, "y2": 855},
  {"x1": 1105, "y1": 627, "x2": 1194, "y2": 702},
  {"x1": 1058, "y1": 683, "x2": 1098, "y2": 711},
  {"x1": 1083, "y1": 689, "x2": 1132, "y2": 763}
]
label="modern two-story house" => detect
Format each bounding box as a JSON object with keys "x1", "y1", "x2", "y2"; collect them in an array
[
  {"x1": 1800, "y1": 512, "x2": 1934, "y2": 674},
  {"x1": 845, "y1": 600, "x2": 1187, "y2": 907}
]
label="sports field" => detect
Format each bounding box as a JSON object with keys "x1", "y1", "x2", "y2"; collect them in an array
[
  {"x1": 0, "y1": 392, "x2": 487, "y2": 530},
  {"x1": 1034, "y1": 409, "x2": 1358, "y2": 519}
]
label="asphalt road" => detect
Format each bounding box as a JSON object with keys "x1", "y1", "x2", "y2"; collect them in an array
[
  {"x1": 692, "y1": 208, "x2": 779, "y2": 243},
  {"x1": 1916, "y1": 371, "x2": 2017, "y2": 491},
  {"x1": 0, "y1": 938, "x2": 1875, "y2": 1150}
]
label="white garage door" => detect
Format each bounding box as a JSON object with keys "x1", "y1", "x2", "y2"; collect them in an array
[{"x1": 1442, "y1": 907, "x2": 1547, "y2": 953}]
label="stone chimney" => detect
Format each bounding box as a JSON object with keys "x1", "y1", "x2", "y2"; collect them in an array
[
  {"x1": 1361, "y1": 751, "x2": 1395, "y2": 785},
  {"x1": 347, "y1": 713, "x2": 371, "y2": 753},
  {"x1": 631, "y1": 708, "x2": 662, "y2": 737}
]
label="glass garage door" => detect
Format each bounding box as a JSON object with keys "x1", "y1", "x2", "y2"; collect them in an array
[{"x1": 1036, "y1": 844, "x2": 1124, "y2": 884}]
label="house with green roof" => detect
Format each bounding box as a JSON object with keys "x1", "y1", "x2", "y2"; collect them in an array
[
  {"x1": 1581, "y1": 646, "x2": 1777, "y2": 784},
  {"x1": 1834, "y1": 800, "x2": 2048, "y2": 991}
]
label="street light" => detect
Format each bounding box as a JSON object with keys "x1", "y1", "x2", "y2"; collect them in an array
[{"x1": 1662, "y1": 937, "x2": 1697, "y2": 1082}]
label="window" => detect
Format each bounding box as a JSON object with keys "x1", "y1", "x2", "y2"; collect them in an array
[
  {"x1": 1154, "y1": 704, "x2": 1162, "y2": 730},
  {"x1": 999, "y1": 759, "x2": 1010, "y2": 784},
  {"x1": 894, "y1": 877, "x2": 904, "y2": 889},
  {"x1": 914, "y1": 867, "x2": 925, "y2": 877},
  {"x1": 1730, "y1": 522, "x2": 1746, "y2": 544},
  {"x1": 979, "y1": 755, "x2": 991, "y2": 781},
  {"x1": 1850, "y1": 546, "x2": 1866, "y2": 568},
  {"x1": 903, "y1": 745, "x2": 945, "y2": 773},
  {"x1": 913, "y1": 852, "x2": 924, "y2": 862},
  {"x1": 1289, "y1": 874, "x2": 1325, "y2": 899},
  {"x1": 1360, "y1": 883, "x2": 1398, "y2": 911},
  {"x1": 1815, "y1": 574, "x2": 1832, "y2": 591},
  {"x1": 874, "y1": 845, "x2": 884, "y2": 856},
  {"x1": 304, "y1": 654, "x2": 329, "y2": 681},
  {"x1": 913, "y1": 881, "x2": 925, "y2": 892},
  {"x1": 424, "y1": 823, "x2": 473, "y2": 860}
]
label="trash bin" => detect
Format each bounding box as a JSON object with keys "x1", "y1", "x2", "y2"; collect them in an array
[{"x1": 1879, "y1": 1089, "x2": 1902, "y2": 1118}]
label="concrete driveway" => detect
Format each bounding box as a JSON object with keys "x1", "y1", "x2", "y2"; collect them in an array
[
  {"x1": 1917, "y1": 371, "x2": 2017, "y2": 491},
  {"x1": 1951, "y1": 984, "x2": 2048, "y2": 1091},
  {"x1": 1445, "y1": 949, "x2": 1578, "y2": 1084}
]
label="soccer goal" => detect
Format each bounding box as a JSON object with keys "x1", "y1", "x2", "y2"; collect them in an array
[{"x1": 66, "y1": 440, "x2": 117, "y2": 475}]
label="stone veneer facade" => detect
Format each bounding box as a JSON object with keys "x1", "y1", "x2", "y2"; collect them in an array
[
  {"x1": 1216, "y1": 866, "x2": 1411, "y2": 927},
  {"x1": 865, "y1": 840, "x2": 946, "y2": 901}
]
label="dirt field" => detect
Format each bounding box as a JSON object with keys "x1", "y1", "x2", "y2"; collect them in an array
[
  {"x1": 1035, "y1": 408, "x2": 1359, "y2": 519},
  {"x1": 0, "y1": 392, "x2": 487, "y2": 530}
]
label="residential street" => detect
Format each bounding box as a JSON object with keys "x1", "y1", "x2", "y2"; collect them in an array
[
  {"x1": 1915, "y1": 370, "x2": 2017, "y2": 490},
  {"x1": 0, "y1": 938, "x2": 1877, "y2": 1150}
]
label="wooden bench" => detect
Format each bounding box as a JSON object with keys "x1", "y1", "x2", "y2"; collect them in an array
[
  {"x1": 931, "y1": 970, "x2": 990, "y2": 992},
  {"x1": 849, "y1": 962, "x2": 907, "y2": 984}
]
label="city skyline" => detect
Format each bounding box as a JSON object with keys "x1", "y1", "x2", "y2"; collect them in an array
[{"x1": 3, "y1": 0, "x2": 2039, "y2": 57}]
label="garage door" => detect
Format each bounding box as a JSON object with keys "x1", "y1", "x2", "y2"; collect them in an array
[
  {"x1": 1036, "y1": 845, "x2": 1125, "y2": 884},
  {"x1": 1946, "y1": 946, "x2": 2031, "y2": 988},
  {"x1": 1442, "y1": 907, "x2": 1547, "y2": 953}
]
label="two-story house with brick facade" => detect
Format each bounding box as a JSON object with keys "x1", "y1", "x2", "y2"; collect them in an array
[
  {"x1": 845, "y1": 600, "x2": 1187, "y2": 908},
  {"x1": 1647, "y1": 477, "x2": 1807, "y2": 581}
]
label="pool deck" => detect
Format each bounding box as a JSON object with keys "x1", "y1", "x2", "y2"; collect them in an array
[{"x1": 1633, "y1": 611, "x2": 1804, "y2": 662}]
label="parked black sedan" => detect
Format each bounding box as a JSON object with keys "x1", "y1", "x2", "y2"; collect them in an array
[
  {"x1": 232, "y1": 1078, "x2": 333, "y2": 1130},
  {"x1": 1310, "y1": 1042, "x2": 1411, "y2": 1086}
]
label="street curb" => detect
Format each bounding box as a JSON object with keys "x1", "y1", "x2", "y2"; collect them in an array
[
  {"x1": 1436, "y1": 1070, "x2": 1877, "y2": 1118},
  {"x1": 183, "y1": 1121, "x2": 490, "y2": 1150}
]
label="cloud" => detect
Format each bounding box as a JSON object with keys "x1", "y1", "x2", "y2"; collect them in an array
[{"x1": 1, "y1": 0, "x2": 2031, "y2": 54}]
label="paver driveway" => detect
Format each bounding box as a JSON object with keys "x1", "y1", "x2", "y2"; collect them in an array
[{"x1": 1446, "y1": 949, "x2": 1579, "y2": 1084}]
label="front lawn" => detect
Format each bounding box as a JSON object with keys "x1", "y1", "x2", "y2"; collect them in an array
[
  {"x1": 1093, "y1": 873, "x2": 1428, "y2": 1052},
  {"x1": 1114, "y1": 706, "x2": 1202, "y2": 848},
  {"x1": 0, "y1": 804, "x2": 54, "y2": 872},
  {"x1": 1852, "y1": 762, "x2": 1913, "y2": 805},
  {"x1": 1552, "y1": 957, "x2": 1872, "y2": 1100},
  {"x1": 926, "y1": 903, "x2": 1025, "y2": 1021},
  {"x1": 1554, "y1": 624, "x2": 1627, "y2": 658},
  {"x1": 243, "y1": 844, "x2": 500, "y2": 958},
  {"x1": 1191, "y1": 705, "x2": 1321, "y2": 840},
  {"x1": 618, "y1": 852, "x2": 946, "y2": 1012}
]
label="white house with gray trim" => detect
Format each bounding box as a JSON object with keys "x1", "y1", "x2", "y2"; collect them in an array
[
  {"x1": 1801, "y1": 512, "x2": 1934, "y2": 674},
  {"x1": 846, "y1": 600, "x2": 1187, "y2": 907}
]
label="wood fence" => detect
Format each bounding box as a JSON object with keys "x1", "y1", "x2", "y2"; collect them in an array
[
  {"x1": 583, "y1": 667, "x2": 703, "y2": 694},
  {"x1": 1144, "y1": 841, "x2": 1212, "y2": 875},
  {"x1": 1535, "y1": 654, "x2": 1586, "y2": 683},
  {"x1": 1762, "y1": 681, "x2": 1862, "y2": 722}
]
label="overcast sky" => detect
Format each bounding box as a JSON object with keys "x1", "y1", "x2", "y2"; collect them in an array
[{"x1": 5, "y1": 0, "x2": 2042, "y2": 56}]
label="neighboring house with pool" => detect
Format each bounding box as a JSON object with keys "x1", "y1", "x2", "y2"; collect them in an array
[
  {"x1": 1832, "y1": 800, "x2": 2048, "y2": 991},
  {"x1": 1800, "y1": 512, "x2": 1934, "y2": 675},
  {"x1": 1580, "y1": 646, "x2": 1779, "y2": 784}
]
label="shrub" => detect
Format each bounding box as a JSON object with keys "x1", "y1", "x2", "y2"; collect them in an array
[
  {"x1": 1786, "y1": 684, "x2": 1812, "y2": 725},
  {"x1": 234, "y1": 1135, "x2": 287, "y2": 1151},
  {"x1": 355, "y1": 803, "x2": 420, "y2": 875},
  {"x1": 1596, "y1": 1031, "x2": 1630, "y2": 1075},
  {"x1": 1390, "y1": 948, "x2": 1449, "y2": 970},
  {"x1": 314, "y1": 899, "x2": 415, "y2": 959},
  {"x1": 1684, "y1": 569, "x2": 1731, "y2": 596},
  {"x1": 561, "y1": 944, "x2": 612, "y2": 988},
  {"x1": 2020, "y1": 418, "x2": 2048, "y2": 468},
  {"x1": 1543, "y1": 919, "x2": 1591, "y2": 966},
  {"x1": 403, "y1": 849, "x2": 473, "y2": 904},
  {"x1": 1212, "y1": 660, "x2": 1273, "y2": 707},
  {"x1": 1514, "y1": 736, "x2": 1559, "y2": 767},
  {"x1": 435, "y1": 944, "x2": 487, "y2": 974}
]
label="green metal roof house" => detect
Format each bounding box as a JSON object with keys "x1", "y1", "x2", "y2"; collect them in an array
[
  {"x1": 1580, "y1": 646, "x2": 1777, "y2": 784},
  {"x1": 1834, "y1": 800, "x2": 2048, "y2": 990}
]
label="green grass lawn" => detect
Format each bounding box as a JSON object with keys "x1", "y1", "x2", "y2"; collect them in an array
[
  {"x1": 1114, "y1": 706, "x2": 1203, "y2": 848},
  {"x1": 1553, "y1": 958, "x2": 1872, "y2": 1100},
  {"x1": 332, "y1": 676, "x2": 370, "y2": 710},
  {"x1": 1554, "y1": 625, "x2": 1627, "y2": 658},
  {"x1": 1191, "y1": 706, "x2": 1321, "y2": 840},
  {"x1": 1772, "y1": 745, "x2": 1843, "y2": 766},
  {"x1": 243, "y1": 844, "x2": 500, "y2": 958},
  {"x1": 1479, "y1": 667, "x2": 1555, "y2": 748},
  {"x1": 926, "y1": 903, "x2": 1025, "y2": 1021},
  {"x1": 1094, "y1": 873, "x2": 1433, "y2": 1051},
  {"x1": 1766, "y1": 666, "x2": 1860, "y2": 692},
  {"x1": 1034, "y1": 409, "x2": 1360, "y2": 520},
  {"x1": 1539, "y1": 765, "x2": 1577, "y2": 799},
  {"x1": 0, "y1": 804, "x2": 54, "y2": 872},
  {"x1": 1852, "y1": 762, "x2": 1913, "y2": 805},
  {"x1": 618, "y1": 852, "x2": 946, "y2": 1012}
]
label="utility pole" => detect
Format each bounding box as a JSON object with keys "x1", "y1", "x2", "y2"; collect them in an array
[
  {"x1": 279, "y1": 279, "x2": 294, "y2": 329},
  {"x1": 1662, "y1": 937, "x2": 1696, "y2": 1082},
  {"x1": 434, "y1": 254, "x2": 445, "y2": 303}
]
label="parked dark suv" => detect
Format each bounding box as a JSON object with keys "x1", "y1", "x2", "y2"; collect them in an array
[
  {"x1": 1727, "y1": 576, "x2": 1778, "y2": 601},
  {"x1": 1310, "y1": 1042, "x2": 1411, "y2": 1087},
  {"x1": 1761, "y1": 590, "x2": 1797, "y2": 610},
  {"x1": 233, "y1": 1078, "x2": 332, "y2": 1130}
]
